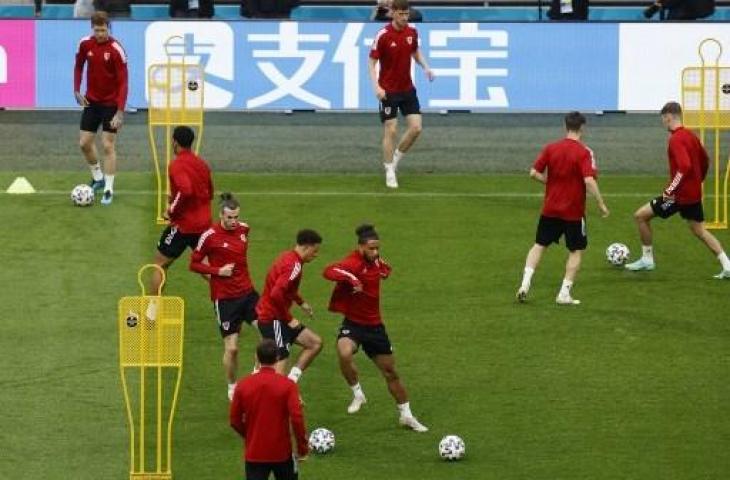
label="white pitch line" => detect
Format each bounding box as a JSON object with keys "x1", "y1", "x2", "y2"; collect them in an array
[{"x1": 0, "y1": 190, "x2": 666, "y2": 198}]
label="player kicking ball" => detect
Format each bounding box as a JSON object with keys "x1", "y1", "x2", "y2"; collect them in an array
[
  {"x1": 625, "y1": 102, "x2": 730, "y2": 279},
  {"x1": 74, "y1": 12, "x2": 128, "y2": 205},
  {"x1": 516, "y1": 112, "x2": 609, "y2": 305},
  {"x1": 323, "y1": 224, "x2": 428, "y2": 432}
]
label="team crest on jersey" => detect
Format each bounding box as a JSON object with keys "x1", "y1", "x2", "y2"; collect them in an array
[
  {"x1": 223, "y1": 242, "x2": 229, "y2": 248},
  {"x1": 407, "y1": 36, "x2": 413, "y2": 45},
  {"x1": 87, "y1": 51, "x2": 94, "y2": 57},
  {"x1": 240, "y1": 234, "x2": 247, "y2": 242},
  {"x1": 222, "y1": 321, "x2": 230, "y2": 331},
  {"x1": 104, "y1": 52, "x2": 110, "y2": 61}
]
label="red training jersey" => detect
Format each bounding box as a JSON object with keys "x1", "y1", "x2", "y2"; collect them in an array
[
  {"x1": 370, "y1": 23, "x2": 418, "y2": 94},
  {"x1": 663, "y1": 126, "x2": 709, "y2": 205},
  {"x1": 256, "y1": 250, "x2": 305, "y2": 323},
  {"x1": 190, "y1": 222, "x2": 255, "y2": 301},
  {"x1": 167, "y1": 149, "x2": 213, "y2": 235},
  {"x1": 230, "y1": 367, "x2": 308, "y2": 462},
  {"x1": 323, "y1": 251, "x2": 392, "y2": 327},
  {"x1": 533, "y1": 138, "x2": 597, "y2": 221},
  {"x1": 74, "y1": 35, "x2": 128, "y2": 110}
]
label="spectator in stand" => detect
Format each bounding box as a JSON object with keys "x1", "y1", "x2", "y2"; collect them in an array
[
  {"x1": 547, "y1": 0, "x2": 589, "y2": 21},
  {"x1": 240, "y1": 0, "x2": 298, "y2": 18},
  {"x1": 643, "y1": 0, "x2": 715, "y2": 20},
  {"x1": 169, "y1": 0, "x2": 214, "y2": 18},
  {"x1": 73, "y1": 0, "x2": 95, "y2": 19},
  {"x1": 94, "y1": 0, "x2": 131, "y2": 17},
  {"x1": 372, "y1": 0, "x2": 422, "y2": 22}
]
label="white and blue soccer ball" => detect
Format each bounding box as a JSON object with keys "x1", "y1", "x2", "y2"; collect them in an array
[
  {"x1": 71, "y1": 184, "x2": 94, "y2": 207},
  {"x1": 439, "y1": 435, "x2": 466, "y2": 462},
  {"x1": 308, "y1": 427, "x2": 335, "y2": 454},
  {"x1": 606, "y1": 243, "x2": 630, "y2": 266},
  {"x1": 438, "y1": 434, "x2": 466, "y2": 461}
]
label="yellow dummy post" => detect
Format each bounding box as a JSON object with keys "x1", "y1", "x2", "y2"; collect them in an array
[
  {"x1": 119, "y1": 264, "x2": 184, "y2": 479},
  {"x1": 148, "y1": 35, "x2": 205, "y2": 225},
  {"x1": 682, "y1": 38, "x2": 730, "y2": 229}
]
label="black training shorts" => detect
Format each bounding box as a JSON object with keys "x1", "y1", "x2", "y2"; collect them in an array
[
  {"x1": 379, "y1": 89, "x2": 421, "y2": 123},
  {"x1": 337, "y1": 318, "x2": 393, "y2": 358},
  {"x1": 213, "y1": 291, "x2": 259, "y2": 337},
  {"x1": 535, "y1": 215, "x2": 587, "y2": 251},
  {"x1": 245, "y1": 457, "x2": 298, "y2": 480},
  {"x1": 80, "y1": 103, "x2": 118, "y2": 133},
  {"x1": 258, "y1": 320, "x2": 306, "y2": 360},
  {"x1": 650, "y1": 196, "x2": 704, "y2": 222},
  {"x1": 157, "y1": 226, "x2": 200, "y2": 259}
]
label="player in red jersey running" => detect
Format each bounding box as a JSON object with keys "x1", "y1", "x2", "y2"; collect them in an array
[
  {"x1": 369, "y1": 0, "x2": 434, "y2": 189},
  {"x1": 190, "y1": 193, "x2": 260, "y2": 401},
  {"x1": 74, "y1": 11, "x2": 128, "y2": 205},
  {"x1": 323, "y1": 224, "x2": 428, "y2": 432},
  {"x1": 147, "y1": 126, "x2": 214, "y2": 315},
  {"x1": 625, "y1": 101, "x2": 730, "y2": 278},
  {"x1": 516, "y1": 112, "x2": 609, "y2": 305},
  {"x1": 256, "y1": 230, "x2": 323, "y2": 385}
]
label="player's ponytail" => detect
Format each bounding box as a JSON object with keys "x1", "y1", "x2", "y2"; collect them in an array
[
  {"x1": 356, "y1": 224, "x2": 379, "y2": 244},
  {"x1": 219, "y1": 192, "x2": 239, "y2": 211}
]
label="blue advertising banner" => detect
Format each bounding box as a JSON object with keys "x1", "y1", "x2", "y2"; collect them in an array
[{"x1": 32, "y1": 20, "x2": 619, "y2": 111}]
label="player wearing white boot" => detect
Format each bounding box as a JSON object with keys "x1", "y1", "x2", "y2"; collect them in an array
[
  {"x1": 625, "y1": 101, "x2": 730, "y2": 279},
  {"x1": 324, "y1": 224, "x2": 428, "y2": 432},
  {"x1": 516, "y1": 111, "x2": 609, "y2": 305}
]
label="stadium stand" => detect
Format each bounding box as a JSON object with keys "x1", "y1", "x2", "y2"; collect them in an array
[{"x1": 0, "y1": 0, "x2": 728, "y2": 20}]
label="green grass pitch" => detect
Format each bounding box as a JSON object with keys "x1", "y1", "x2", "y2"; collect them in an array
[{"x1": 0, "y1": 112, "x2": 729, "y2": 479}]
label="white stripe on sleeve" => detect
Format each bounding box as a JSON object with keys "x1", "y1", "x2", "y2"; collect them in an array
[
  {"x1": 289, "y1": 262, "x2": 302, "y2": 281},
  {"x1": 333, "y1": 267, "x2": 359, "y2": 283}
]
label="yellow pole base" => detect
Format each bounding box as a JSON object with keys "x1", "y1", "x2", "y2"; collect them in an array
[
  {"x1": 705, "y1": 221, "x2": 728, "y2": 230},
  {"x1": 130, "y1": 473, "x2": 172, "y2": 480}
]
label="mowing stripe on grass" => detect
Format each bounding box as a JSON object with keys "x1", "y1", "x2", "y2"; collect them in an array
[{"x1": 1, "y1": 190, "x2": 667, "y2": 198}]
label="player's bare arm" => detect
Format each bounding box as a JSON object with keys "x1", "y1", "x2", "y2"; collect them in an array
[
  {"x1": 584, "y1": 176, "x2": 609, "y2": 217},
  {"x1": 299, "y1": 302, "x2": 314, "y2": 318},
  {"x1": 74, "y1": 91, "x2": 89, "y2": 107},
  {"x1": 110, "y1": 111, "x2": 124, "y2": 129},
  {"x1": 412, "y1": 50, "x2": 434, "y2": 81},
  {"x1": 368, "y1": 57, "x2": 386, "y2": 100},
  {"x1": 529, "y1": 168, "x2": 546, "y2": 184},
  {"x1": 218, "y1": 263, "x2": 235, "y2": 277}
]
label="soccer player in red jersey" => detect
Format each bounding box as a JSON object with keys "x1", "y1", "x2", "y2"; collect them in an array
[
  {"x1": 368, "y1": 0, "x2": 434, "y2": 189},
  {"x1": 230, "y1": 339, "x2": 308, "y2": 480},
  {"x1": 74, "y1": 11, "x2": 128, "y2": 205},
  {"x1": 147, "y1": 126, "x2": 214, "y2": 309},
  {"x1": 256, "y1": 230, "x2": 323, "y2": 385},
  {"x1": 323, "y1": 224, "x2": 428, "y2": 432},
  {"x1": 190, "y1": 193, "x2": 260, "y2": 401},
  {"x1": 516, "y1": 112, "x2": 610, "y2": 305},
  {"x1": 625, "y1": 101, "x2": 730, "y2": 278}
]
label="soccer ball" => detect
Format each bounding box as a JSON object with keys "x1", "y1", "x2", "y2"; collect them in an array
[
  {"x1": 308, "y1": 428, "x2": 335, "y2": 454},
  {"x1": 438, "y1": 435, "x2": 466, "y2": 461},
  {"x1": 71, "y1": 184, "x2": 94, "y2": 206},
  {"x1": 606, "y1": 243, "x2": 630, "y2": 266}
]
